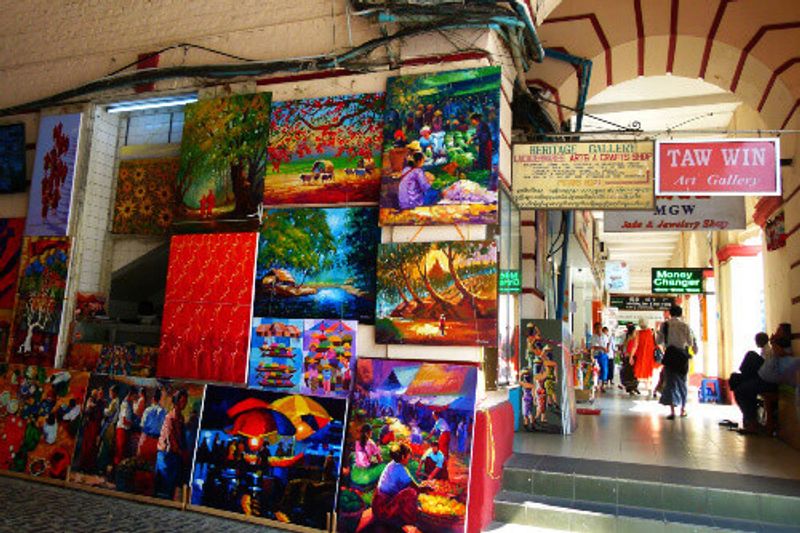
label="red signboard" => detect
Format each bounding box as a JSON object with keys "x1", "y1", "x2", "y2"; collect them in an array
[{"x1": 656, "y1": 139, "x2": 780, "y2": 196}]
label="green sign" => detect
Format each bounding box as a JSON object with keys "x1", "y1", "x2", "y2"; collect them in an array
[
  {"x1": 499, "y1": 270, "x2": 522, "y2": 293},
  {"x1": 651, "y1": 268, "x2": 710, "y2": 294}
]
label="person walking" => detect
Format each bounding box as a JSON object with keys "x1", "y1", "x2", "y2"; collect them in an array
[
  {"x1": 620, "y1": 324, "x2": 640, "y2": 395},
  {"x1": 633, "y1": 319, "x2": 657, "y2": 394},
  {"x1": 591, "y1": 323, "x2": 609, "y2": 392},
  {"x1": 657, "y1": 304, "x2": 697, "y2": 420}
]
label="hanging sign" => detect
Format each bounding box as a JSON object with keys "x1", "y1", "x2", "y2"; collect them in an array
[
  {"x1": 605, "y1": 261, "x2": 629, "y2": 291},
  {"x1": 512, "y1": 141, "x2": 655, "y2": 209},
  {"x1": 603, "y1": 195, "x2": 746, "y2": 232},
  {"x1": 609, "y1": 294, "x2": 675, "y2": 311},
  {"x1": 651, "y1": 267, "x2": 712, "y2": 294},
  {"x1": 656, "y1": 138, "x2": 780, "y2": 196},
  {"x1": 499, "y1": 270, "x2": 522, "y2": 293}
]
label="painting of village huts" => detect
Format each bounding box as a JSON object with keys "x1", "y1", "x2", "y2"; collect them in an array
[
  {"x1": 174, "y1": 92, "x2": 271, "y2": 232},
  {"x1": 69, "y1": 375, "x2": 203, "y2": 502},
  {"x1": 25, "y1": 113, "x2": 82, "y2": 236},
  {"x1": 378, "y1": 67, "x2": 501, "y2": 226},
  {"x1": 264, "y1": 93, "x2": 384, "y2": 206},
  {"x1": 254, "y1": 207, "x2": 379, "y2": 322},
  {"x1": 248, "y1": 318, "x2": 304, "y2": 392},
  {"x1": 190, "y1": 385, "x2": 347, "y2": 530},
  {"x1": 0, "y1": 364, "x2": 89, "y2": 480},
  {"x1": 376, "y1": 240, "x2": 498, "y2": 346},
  {"x1": 301, "y1": 319, "x2": 356, "y2": 398},
  {"x1": 337, "y1": 359, "x2": 477, "y2": 533},
  {"x1": 0, "y1": 123, "x2": 26, "y2": 194},
  {"x1": 7, "y1": 237, "x2": 71, "y2": 366}
]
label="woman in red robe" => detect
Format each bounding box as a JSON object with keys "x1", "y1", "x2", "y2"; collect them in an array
[{"x1": 632, "y1": 319, "x2": 657, "y2": 391}]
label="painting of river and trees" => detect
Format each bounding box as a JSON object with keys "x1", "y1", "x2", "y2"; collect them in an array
[
  {"x1": 253, "y1": 208, "x2": 380, "y2": 322},
  {"x1": 376, "y1": 241, "x2": 497, "y2": 346},
  {"x1": 264, "y1": 93, "x2": 384, "y2": 206}
]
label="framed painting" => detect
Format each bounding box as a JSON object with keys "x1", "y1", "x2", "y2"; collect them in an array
[
  {"x1": 301, "y1": 319, "x2": 356, "y2": 398},
  {"x1": 25, "y1": 113, "x2": 82, "y2": 236},
  {"x1": 0, "y1": 364, "x2": 89, "y2": 480},
  {"x1": 65, "y1": 343, "x2": 157, "y2": 377},
  {"x1": 7, "y1": 237, "x2": 71, "y2": 366},
  {"x1": 375, "y1": 240, "x2": 498, "y2": 346},
  {"x1": 0, "y1": 123, "x2": 26, "y2": 194},
  {"x1": 190, "y1": 385, "x2": 347, "y2": 530},
  {"x1": 248, "y1": 318, "x2": 304, "y2": 392},
  {"x1": 254, "y1": 207, "x2": 379, "y2": 322},
  {"x1": 157, "y1": 232, "x2": 257, "y2": 383},
  {"x1": 378, "y1": 67, "x2": 501, "y2": 226},
  {"x1": 337, "y1": 359, "x2": 477, "y2": 533},
  {"x1": 0, "y1": 218, "x2": 25, "y2": 309},
  {"x1": 264, "y1": 93, "x2": 384, "y2": 205},
  {"x1": 112, "y1": 157, "x2": 179, "y2": 235},
  {"x1": 174, "y1": 92, "x2": 271, "y2": 232},
  {"x1": 69, "y1": 375, "x2": 204, "y2": 502}
]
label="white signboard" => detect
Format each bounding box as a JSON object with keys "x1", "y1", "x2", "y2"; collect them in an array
[{"x1": 603, "y1": 196, "x2": 745, "y2": 232}]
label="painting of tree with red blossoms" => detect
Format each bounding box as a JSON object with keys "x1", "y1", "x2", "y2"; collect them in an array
[
  {"x1": 264, "y1": 93, "x2": 384, "y2": 206},
  {"x1": 24, "y1": 114, "x2": 82, "y2": 236}
]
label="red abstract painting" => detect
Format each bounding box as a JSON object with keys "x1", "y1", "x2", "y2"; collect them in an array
[
  {"x1": 157, "y1": 233, "x2": 257, "y2": 383},
  {"x1": 0, "y1": 218, "x2": 25, "y2": 309}
]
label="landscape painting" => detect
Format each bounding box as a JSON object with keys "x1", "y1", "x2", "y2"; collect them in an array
[
  {"x1": 112, "y1": 157, "x2": 179, "y2": 235},
  {"x1": 25, "y1": 113, "x2": 82, "y2": 236},
  {"x1": 0, "y1": 364, "x2": 89, "y2": 480},
  {"x1": 376, "y1": 240, "x2": 498, "y2": 346},
  {"x1": 190, "y1": 385, "x2": 347, "y2": 530},
  {"x1": 0, "y1": 123, "x2": 26, "y2": 194},
  {"x1": 338, "y1": 359, "x2": 477, "y2": 533},
  {"x1": 264, "y1": 93, "x2": 384, "y2": 205},
  {"x1": 379, "y1": 67, "x2": 501, "y2": 226},
  {"x1": 248, "y1": 318, "x2": 304, "y2": 392},
  {"x1": 0, "y1": 218, "x2": 25, "y2": 309},
  {"x1": 69, "y1": 374, "x2": 204, "y2": 502},
  {"x1": 175, "y1": 92, "x2": 271, "y2": 232},
  {"x1": 7, "y1": 237, "x2": 71, "y2": 366},
  {"x1": 254, "y1": 207, "x2": 379, "y2": 322},
  {"x1": 301, "y1": 319, "x2": 356, "y2": 398}
]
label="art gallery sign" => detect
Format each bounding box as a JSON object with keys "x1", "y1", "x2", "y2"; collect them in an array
[
  {"x1": 651, "y1": 268, "x2": 712, "y2": 294},
  {"x1": 603, "y1": 196, "x2": 746, "y2": 232},
  {"x1": 656, "y1": 139, "x2": 780, "y2": 196},
  {"x1": 512, "y1": 141, "x2": 655, "y2": 209}
]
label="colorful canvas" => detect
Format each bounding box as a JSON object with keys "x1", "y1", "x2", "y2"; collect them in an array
[
  {"x1": 74, "y1": 292, "x2": 108, "y2": 320},
  {"x1": 376, "y1": 240, "x2": 498, "y2": 346},
  {"x1": 0, "y1": 364, "x2": 89, "y2": 480},
  {"x1": 337, "y1": 359, "x2": 477, "y2": 533},
  {"x1": 0, "y1": 310, "x2": 11, "y2": 359},
  {"x1": 157, "y1": 232, "x2": 257, "y2": 383},
  {"x1": 0, "y1": 218, "x2": 25, "y2": 308},
  {"x1": 66, "y1": 343, "x2": 157, "y2": 377},
  {"x1": 112, "y1": 157, "x2": 179, "y2": 235},
  {"x1": 25, "y1": 113, "x2": 82, "y2": 236},
  {"x1": 301, "y1": 319, "x2": 356, "y2": 397},
  {"x1": 254, "y1": 207, "x2": 379, "y2": 322},
  {"x1": 379, "y1": 67, "x2": 501, "y2": 226},
  {"x1": 190, "y1": 385, "x2": 347, "y2": 529},
  {"x1": 175, "y1": 93, "x2": 271, "y2": 231},
  {"x1": 7, "y1": 237, "x2": 71, "y2": 366},
  {"x1": 69, "y1": 374, "x2": 203, "y2": 501},
  {"x1": 520, "y1": 320, "x2": 569, "y2": 433},
  {"x1": 248, "y1": 318, "x2": 304, "y2": 391},
  {"x1": 0, "y1": 123, "x2": 26, "y2": 194},
  {"x1": 264, "y1": 93, "x2": 384, "y2": 205}
]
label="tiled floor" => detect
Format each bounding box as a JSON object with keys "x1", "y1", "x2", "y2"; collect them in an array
[{"x1": 513, "y1": 386, "x2": 800, "y2": 481}]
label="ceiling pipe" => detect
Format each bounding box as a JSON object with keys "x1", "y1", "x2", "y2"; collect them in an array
[{"x1": 543, "y1": 48, "x2": 593, "y2": 130}]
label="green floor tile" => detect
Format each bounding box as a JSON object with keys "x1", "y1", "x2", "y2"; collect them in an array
[
  {"x1": 617, "y1": 479, "x2": 662, "y2": 509},
  {"x1": 533, "y1": 471, "x2": 574, "y2": 499},
  {"x1": 706, "y1": 488, "x2": 760, "y2": 522},
  {"x1": 662, "y1": 484, "x2": 707, "y2": 515},
  {"x1": 573, "y1": 474, "x2": 617, "y2": 504}
]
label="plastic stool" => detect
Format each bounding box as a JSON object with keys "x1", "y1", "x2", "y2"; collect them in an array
[{"x1": 699, "y1": 378, "x2": 721, "y2": 403}]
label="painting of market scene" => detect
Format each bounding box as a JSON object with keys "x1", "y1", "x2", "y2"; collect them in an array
[
  {"x1": 379, "y1": 66, "x2": 501, "y2": 226},
  {"x1": 264, "y1": 93, "x2": 384, "y2": 205},
  {"x1": 69, "y1": 375, "x2": 203, "y2": 502},
  {"x1": 66, "y1": 343, "x2": 157, "y2": 377},
  {"x1": 301, "y1": 319, "x2": 356, "y2": 398},
  {"x1": 338, "y1": 359, "x2": 477, "y2": 533},
  {"x1": 376, "y1": 240, "x2": 498, "y2": 346},
  {"x1": 175, "y1": 92, "x2": 271, "y2": 232},
  {"x1": 190, "y1": 385, "x2": 346, "y2": 530},
  {"x1": 0, "y1": 364, "x2": 89, "y2": 480},
  {"x1": 254, "y1": 207, "x2": 379, "y2": 322},
  {"x1": 248, "y1": 318, "x2": 304, "y2": 392}
]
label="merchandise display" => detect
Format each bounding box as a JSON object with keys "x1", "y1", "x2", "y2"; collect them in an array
[
  {"x1": 0, "y1": 218, "x2": 25, "y2": 309},
  {"x1": 0, "y1": 123, "x2": 26, "y2": 194},
  {"x1": 66, "y1": 343, "x2": 158, "y2": 378},
  {"x1": 112, "y1": 157, "x2": 179, "y2": 235}
]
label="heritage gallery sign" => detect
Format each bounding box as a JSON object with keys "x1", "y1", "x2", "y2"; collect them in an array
[
  {"x1": 651, "y1": 268, "x2": 711, "y2": 294},
  {"x1": 512, "y1": 141, "x2": 655, "y2": 209},
  {"x1": 656, "y1": 139, "x2": 780, "y2": 196},
  {"x1": 610, "y1": 294, "x2": 675, "y2": 311},
  {"x1": 603, "y1": 196, "x2": 746, "y2": 232}
]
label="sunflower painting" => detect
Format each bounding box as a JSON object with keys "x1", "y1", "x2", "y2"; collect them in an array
[{"x1": 112, "y1": 158, "x2": 179, "y2": 235}]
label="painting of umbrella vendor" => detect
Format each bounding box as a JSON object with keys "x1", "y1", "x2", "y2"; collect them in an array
[
  {"x1": 190, "y1": 386, "x2": 346, "y2": 530},
  {"x1": 0, "y1": 364, "x2": 89, "y2": 480},
  {"x1": 337, "y1": 359, "x2": 477, "y2": 533},
  {"x1": 302, "y1": 319, "x2": 356, "y2": 397},
  {"x1": 69, "y1": 375, "x2": 203, "y2": 501},
  {"x1": 248, "y1": 318, "x2": 304, "y2": 392}
]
